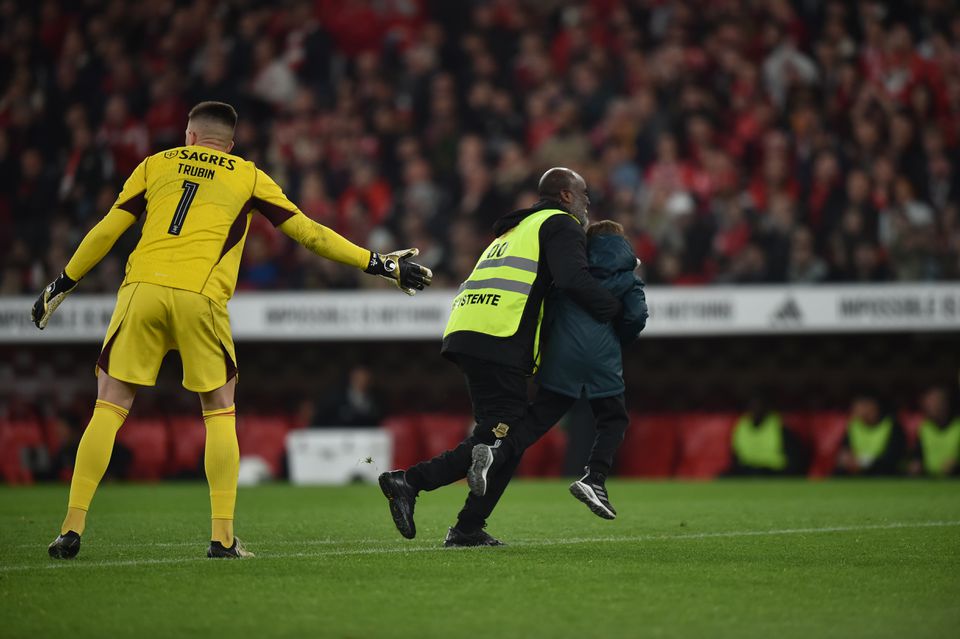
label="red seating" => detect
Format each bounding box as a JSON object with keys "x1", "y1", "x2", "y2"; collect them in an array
[
  {"x1": 517, "y1": 426, "x2": 567, "y2": 477},
  {"x1": 779, "y1": 411, "x2": 814, "y2": 466},
  {"x1": 39, "y1": 418, "x2": 66, "y2": 455},
  {"x1": 1, "y1": 409, "x2": 921, "y2": 484},
  {"x1": 418, "y1": 413, "x2": 471, "y2": 461},
  {"x1": 382, "y1": 415, "x2": 423, "y2": 469},
  {"x1": 0, "y1": 419, "x2": 45, "y2": 484},
  {"x1": 899, "y1": 412, "x2": 923, "y2": 448},
  {"x1": 168, "y1": 416, "x2": 207, "y2": 475},
  {"x1": 116, "y1": 417, "x2": 170, "y2": 481},
  {"x1": 237, "y1": 415, "x2": 291, "y2": 477},
  {"x1": 781, "y1": 412, "x2": 811, "y2": 440},
  {"x1": 616, "y1": 414, "x2": 680, "y2": 477},
  {"x1": 675, "y1": 413, "x2": 737, "y2": 479},
  {"x1": 805, "y1": 411, "x2": 849, "y2": 478}
]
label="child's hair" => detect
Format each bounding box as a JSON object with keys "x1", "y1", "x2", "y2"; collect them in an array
[{"x1": 586, "y1": 220, "x2": 625, "y2": 238}]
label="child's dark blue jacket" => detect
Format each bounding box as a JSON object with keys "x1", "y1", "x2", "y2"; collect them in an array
[{"x1": 536, "y1": 234, "x2": 648, "y2": 399}]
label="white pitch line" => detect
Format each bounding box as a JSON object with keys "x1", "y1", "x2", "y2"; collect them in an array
[
  {"x1": 11, "y1": 537, "x2": 389, "y2": 550},
  {"x1": 2, "y1": 520, "x2": 958, "y2": 574}
]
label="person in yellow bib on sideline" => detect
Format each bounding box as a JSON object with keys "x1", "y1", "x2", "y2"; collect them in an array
[
  {"x1": 835, "y1": 394, "x2": 907, "y2": 476},
  {"x1": 727, "y1": 397, "x2": 808, "y2": 476},
  {"x1": 909, "y1": 386, "x2": 960, "y2": 478},
  {"x1": 32, "y1": 101, "x2": 432, "y2": 560}
]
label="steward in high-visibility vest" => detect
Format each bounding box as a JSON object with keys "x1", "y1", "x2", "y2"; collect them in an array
[
  {"x1": 731, "y1": 413, "x2": 788, "y2": 472},
  {"x1": 442, "y1": 200, "x2": 621, "y2": 373},
  {"x1": 379, "y1": 168, "x2": 624, "y2": 546},
  {"x1": 837, "y1": 406, "x2": 906, "y2": 476},
  {"x1": 915, "y1": 418, "x2": 960, "y2": 477},
  {"x1": 728, "y1": 411, "x2": 806, "y2": 475},
  {"x1": 911, "y1": 387, "x2": 960, "y2": 477}
]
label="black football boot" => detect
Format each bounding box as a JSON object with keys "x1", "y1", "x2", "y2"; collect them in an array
[
  {"x1": 48, "y1": 531, "x2": 81, "y2": 559},
  {"x1": 207, "y1": 537, "x2": 255, "y2": 558}
]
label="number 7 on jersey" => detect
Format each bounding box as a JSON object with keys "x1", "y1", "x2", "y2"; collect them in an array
[{"x1": 168, "y1": 180, "x2": 200, "y2": 236}]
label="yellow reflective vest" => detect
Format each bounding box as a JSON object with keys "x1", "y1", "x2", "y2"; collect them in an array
[
  {"x1": 918, "y1": 418, "x2": 960, "y2": 477},
  {"x1": 848, "y1": 417, "x2": 893, "y2": 466},
  {"x1": 731, "y1": 413, "x2": 787, "y2": 470},
  {"x1": 443, "y1": 208, "x2": 575, "y2": 366}
]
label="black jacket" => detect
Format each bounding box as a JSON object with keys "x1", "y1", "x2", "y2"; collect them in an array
[
  {"x1": 442, "y1": 200, "x2": 622, "y2": 372},
  {"x1": 537, "y1": 233, "x2": 648, "y2": 398}
]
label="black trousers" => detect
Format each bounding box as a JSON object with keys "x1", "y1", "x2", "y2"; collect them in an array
[
  {"x1": 405, "y1": 354, "x2": 630, "y2": 531},
  {"x1": 449, "y1": 390, "x2": 628, "y2": 530},
  {"x1": 405, "y1": 354, "x2": 529, "y2": 531},
  {"x1": 522, "y1": 389, "x2": 629, "y2": 476}
]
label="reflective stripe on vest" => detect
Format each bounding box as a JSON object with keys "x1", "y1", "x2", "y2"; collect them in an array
[
  {"x1": 731, "y1": 413, "x2": 787, "y2": 470},
  {"x1": 443, "y1": 209, "x2": 575, "y2": 342},
  {"x1": 919, "y1": 418, "x2": 960, "y2": 477},
  {"x1": 848, "y1": 417, "x2": 892, "y2": 466}
]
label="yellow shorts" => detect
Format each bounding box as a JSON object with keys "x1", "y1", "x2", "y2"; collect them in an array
[{"x1": 97, "y1": 282, "x2": 238, "y2": 392}]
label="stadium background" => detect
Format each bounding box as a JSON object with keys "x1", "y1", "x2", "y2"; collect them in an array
[{"x1": 1, "y1": 0, "x2": 959, "y2": 484}]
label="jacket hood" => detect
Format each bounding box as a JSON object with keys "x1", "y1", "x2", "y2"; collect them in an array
[
  {"x1": 492, "y1": 199, "x2": 573, "y2": 236},
  {"x1": 587, "y1": 234, "x2": 638, "y2": 278}
]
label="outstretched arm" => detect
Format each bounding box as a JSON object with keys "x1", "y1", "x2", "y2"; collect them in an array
[
  {"x1": 277, "y1": 211, "x2": 371, "y2": 269},
  {"x1": 32, "y1": 160, "x2": 146, "y2": 328},
  {"x1": 253, "y1": 168, "x2": 432, "y2": 294},
  {"x1": 64, "y1": 209, "x2": 139, "y2": 280}
]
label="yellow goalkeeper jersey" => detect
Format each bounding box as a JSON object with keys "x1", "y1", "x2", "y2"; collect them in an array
[{"x1": 64, "y1": 145, "x2": 371, "y2": 305}]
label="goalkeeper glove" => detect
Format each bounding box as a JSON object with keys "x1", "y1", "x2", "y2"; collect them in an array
[
  {"x1": 365, "y1": 249, "x2": 433, "y2": 296},
  {"x1": 31, "y1": 271, "x2": 79, "y2": 329}
]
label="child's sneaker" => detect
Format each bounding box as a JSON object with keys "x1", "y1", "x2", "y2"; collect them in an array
[{"x1": 569, "y1": 467, "x2": 616, "y2": 520}]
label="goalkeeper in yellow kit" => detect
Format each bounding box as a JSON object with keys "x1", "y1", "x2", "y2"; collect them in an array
[{"x1": 32, "y1": 102, "x2": 433, "y2": 559}]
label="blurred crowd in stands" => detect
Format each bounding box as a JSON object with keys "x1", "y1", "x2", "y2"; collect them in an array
[{"x1": 2, "y1": 0, "x2": 960, "y2": 293}]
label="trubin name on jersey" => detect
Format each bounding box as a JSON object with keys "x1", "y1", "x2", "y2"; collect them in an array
[{"x1": 178, "y1": 163, "x2": 217, "y2": 179}]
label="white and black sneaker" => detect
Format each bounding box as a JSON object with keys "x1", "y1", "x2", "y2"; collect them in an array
[
  {"x1": 467, "y1": 441, "x2": 502, "y2": 497},
  {"x1": 569, "y1": 467, "x2": 616, "y2": 520}
]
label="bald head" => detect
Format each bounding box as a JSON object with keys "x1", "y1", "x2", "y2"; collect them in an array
[
  {"x1": 538, "y1": 167, "x2": 584, "y2": 199},
  {"x1": 537, "y1": 167, "x2": 589, "y2": 224}
]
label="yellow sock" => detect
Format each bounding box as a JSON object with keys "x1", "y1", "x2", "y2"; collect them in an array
[
  {"x1": 62, "y1": 507, "x2": 87, "y2": 536},
  {"x1": 212, "y1": 518, "x2": 234, "y2": 547},
  {"x1": 203, "y1": 405, "x2": 238, "y2": 546},
  {"x1": 61, "y1": 400, "x2": 129, "y2": 535}
]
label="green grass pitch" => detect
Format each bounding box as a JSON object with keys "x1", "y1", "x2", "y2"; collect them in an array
[{"x1": 1, "y1": 480, "x2": 958, "y2": 638}]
